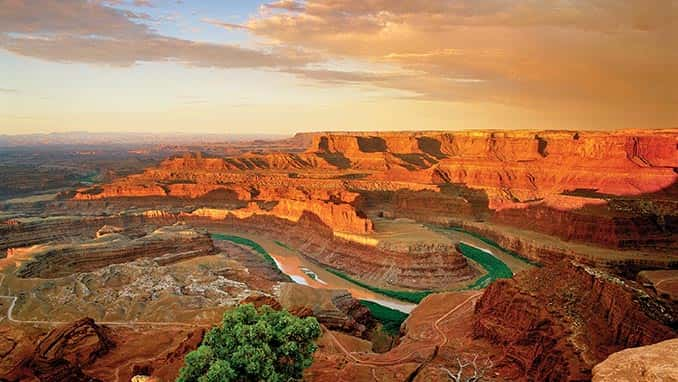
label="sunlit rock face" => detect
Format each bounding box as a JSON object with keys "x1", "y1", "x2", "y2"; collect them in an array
[
  {"x1": 1, "y1": 129, "x2": 676, "y2": 382},
  {"x1": 71, "y1": 129, "x2": 677, "y2": 252},
  {"x1": 592, "y1": 339, "x2": 678, "y2": 382}
]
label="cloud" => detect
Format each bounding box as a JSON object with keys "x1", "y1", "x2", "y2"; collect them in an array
[
  {"x1": 262, "y1": 1, "x2": 305, "y2": 12},
  {"x1": 0, "y1": 0, "x2": 149, "y2": 38},
  {"x1": 133, "y1": 0, "x2": 152, "y2": 6},
  {"x1": 2, "y1": 0, "x2": 676, "y2": 128},
  {"x1": 0, "y1": 0, "x2": 312, "y2": 69},
  {"x1": 202, "y1": 18, "x2": 250, "y2": 31},
  {"x1": 285, "y1": 67, "x2": 404, "y2": 85},
  {"x1": 247, "y1": 0, "x2": 678, "y2": 119}
]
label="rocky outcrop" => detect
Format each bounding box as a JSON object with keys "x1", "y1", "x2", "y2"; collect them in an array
[
  {"x1": 240, "y1": 295, "x2": 283, "y2": 311},
  {"x1": 473, "y1": 262, "x2": 676, "y2": 381},
  {"x1": 186, "y1": 197, "x2": 374, "y2": 235},
  {"x1": 70, "y1": 129, "x2": 677, "y2": 254},
  {"x1": 0, "y1": 212, "x2": 179, "y2": 257},
  {"x1": 278, "y1": 283, "x2": 377, "y2": 338},
  {"x1": 592, "y1": 339, "x2": 678, "y2": 382},
  {"x1": 14, "y1": 224, "x2": 216, "y2": 278},
  {"x1": 191, "y1": 211, "x2": 475, "y2": 290},
  {"x1": 0, "y1": 320, "x2": 206, "y2": 382},
  {"x1": 29, "y1": 318, "x2": 113, "y2": 382}
]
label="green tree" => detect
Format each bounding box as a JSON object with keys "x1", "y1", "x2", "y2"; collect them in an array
[{"x1": 177, "y1": 304, "x2": 321, "y2": 382}]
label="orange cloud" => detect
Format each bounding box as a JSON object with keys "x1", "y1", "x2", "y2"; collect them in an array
[
  {"x1": 1, "y1": 0, "x2": 676, "y2": 129},
  {"x1": 0, "y1": 0, "x2": 311, "y2": 68},
  {"x1": 202, "y1": 18, "x2": 250, "y2": 31},
  {"x1": 247, "y1": 0, "x2": 678, "y2": 124}
]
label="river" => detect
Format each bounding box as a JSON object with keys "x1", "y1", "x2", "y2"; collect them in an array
[{"x1": 212, "y1": 231, "x2": 416, "y2": 313}]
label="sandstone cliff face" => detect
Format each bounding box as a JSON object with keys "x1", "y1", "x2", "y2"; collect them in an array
[
  {"x1": 73, "y1": 180, "x2": 167, "y2": 200},
  {"x1": 310, "y1": 130, "x2": 677, "y2": 250},
  {"x1": 29, "y1": 318, "x2": 113, "y2": 382},
  {"x1": 278, "y1": 283, "x2": 377, "y2": 338},
  {"x1": 185, "y1": 197, "x2": 373, "y2": 235},
  {"x1": 592, "y1": 339, "x2": 678, "y2": 382},
  {"x1": 472, "y1": 262, "x2": 676, "y2": 381},
  {"x1": 68, "y1": 129, "x2": 677, "y2": 256}
]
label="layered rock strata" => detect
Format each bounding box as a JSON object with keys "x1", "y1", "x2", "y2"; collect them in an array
[
  {"x1": 472, "y1": 262, "x2": 676, "y2": 381},
  {"x1": 13, "y1": 224, "x2": 216, "y2": 278},
  {"x1": 69, "y1": 129, "x2": 677, "y2": 257},
  {"x1": 0, "y1": 212, "x2": 179, "y2": 257},
  {"x1": 277, "y1": 283, "x2": 377, "y2": 338}
]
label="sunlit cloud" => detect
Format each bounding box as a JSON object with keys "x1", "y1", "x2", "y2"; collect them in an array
[
  {"x1": 0, "y1": 0, "x2": 312, "y2": 68},
  {"x1": 202, "y1": 18, "x2": 250, "y2": 31},
  {"x1": 247, "y1": 0, "x2": 678, "y2": 120},
  {"x1": 1, "y1": 0, "x2": 676, "y2": 132}
]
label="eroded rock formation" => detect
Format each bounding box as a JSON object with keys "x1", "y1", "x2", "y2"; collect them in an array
[
  {"x1": 68, "y1": 130, "x2": 677, "y2": 264},
  {"x1": 278, "y1": 283, "x2": 377, "y2": 338},
  {"x1": 13, "y1": 224, "x2": 216, "y2": 278},
  {"x1": 29, "y1": 318, "x2": 112, "y2": 382},
  {"x1": 472, "y1": 262, "x2": 676, "y2": 381}
]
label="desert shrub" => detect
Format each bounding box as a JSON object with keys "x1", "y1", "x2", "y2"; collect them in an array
[{"x1": 177, "y1": 304, "x2": 321, "y2": 382}]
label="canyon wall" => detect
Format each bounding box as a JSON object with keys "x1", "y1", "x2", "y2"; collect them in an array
[
  {"x1": 186, "y1": 211, "x2": 475, "y2": 290},
  {"x1": 472, "y1": 262, "x2": 676, "y2": 381},
  {"x1": 0, "y1": 213, "x2": 179, "y2": 257},
  {"x1": 13, "y1": 225, "x2": 216, "y2": 278},
  {"x1": 66, "y1": 129, "x2": 678, "y2": 263}
]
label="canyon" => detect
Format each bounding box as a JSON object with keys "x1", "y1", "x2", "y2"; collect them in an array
[{"x1": 0, "y1": 129, "x2": 676, "y2": 381}]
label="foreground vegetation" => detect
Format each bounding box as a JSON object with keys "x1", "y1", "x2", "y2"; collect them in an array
[
  {"x1": 359, "y1": 300, "x2": 409, "y2": 335},
  {"x1": 177, "y1": 304, "x2": 321, "y2": 382}
]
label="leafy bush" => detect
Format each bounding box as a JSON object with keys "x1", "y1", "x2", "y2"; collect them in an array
[{"x1": 177, "y1": 304, "x2": 321, "y2": 382}]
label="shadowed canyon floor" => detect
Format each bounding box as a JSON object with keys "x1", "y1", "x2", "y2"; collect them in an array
[{"x1": 0, "y1": 130, "x2": 676, "y2": 381}]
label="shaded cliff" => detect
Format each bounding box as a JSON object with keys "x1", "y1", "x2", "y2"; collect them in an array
[{"x1": 472, "y1": 262, "x2": 676, "y2": 381}]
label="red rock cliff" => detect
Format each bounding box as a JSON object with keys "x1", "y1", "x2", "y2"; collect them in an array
[{"x1": 473, "y1": 262, "x2": 676, "y2": 381}]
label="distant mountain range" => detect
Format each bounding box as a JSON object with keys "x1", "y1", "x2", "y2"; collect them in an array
[{"x1": 0, "y1": 131, "x2": 290, "y2": 147}]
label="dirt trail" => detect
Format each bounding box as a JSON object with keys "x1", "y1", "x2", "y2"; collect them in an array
[{"x1": 323, "y1": 293, "x2": 481, "y2": 367}]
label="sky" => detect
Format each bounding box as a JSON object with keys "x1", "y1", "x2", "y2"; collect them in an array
[{"x1": 1, "y1": 0, "x2": 676, "y2": 135}]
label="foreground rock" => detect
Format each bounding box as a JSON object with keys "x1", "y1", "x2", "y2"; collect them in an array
[
  {"x1": 278, "y1": 283, "x2": 377, "y2": 339},
  {"x1": 3, "y1": 318, "x2": 112, "y2": 381},
  {"x1": 592, "y1": 338, "x2": 678, "y2": 382},
  {"x1": 0, "y1": 319, "x2": 205, "y2": 382},
  {"x1": 473, "y1": 261, "x2": 676, "y2": 381}
]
